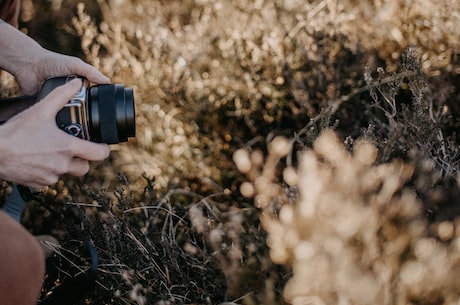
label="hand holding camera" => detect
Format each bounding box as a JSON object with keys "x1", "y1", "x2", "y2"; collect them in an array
[
  {"x1": 0, "y1": 22, "x2": 137, "y2": 188},
  {"x1": 0, "y1": 79, "x2": 109, "y2": 188},
  {"x1": 0, "y1": 16, "x2": 136, "y2": 305},
  {"x1": 38, "y1": 75, "x2": 136, "y2": 144},
  {"x1": 0, "y1": 72, "x2": 136, "y2": 189}
]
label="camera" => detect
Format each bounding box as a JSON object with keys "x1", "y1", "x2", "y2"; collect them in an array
[{"x1": 36, "y1": 75, "x2": 136, "y2": 144}]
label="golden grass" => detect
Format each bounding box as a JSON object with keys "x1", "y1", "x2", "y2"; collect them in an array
[{"x1": 6, "y1": 0, "x2": 460, "y2": 304}]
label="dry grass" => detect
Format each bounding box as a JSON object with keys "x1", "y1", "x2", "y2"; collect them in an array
[
  {"x1": 2, "y1": 0, "x2": 460, "y2": 304},
  {"x1": 236, "y1": 130, "x2": 460, "y2": 305}
]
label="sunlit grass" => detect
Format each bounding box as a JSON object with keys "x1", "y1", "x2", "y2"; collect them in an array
[{"x1": 7, "y1": 0, "x2": 460, "y2": 304}]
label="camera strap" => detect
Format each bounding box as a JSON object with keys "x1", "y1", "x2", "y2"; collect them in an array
[
  {"x1": 2, "y1": 184, "x2": 32, "y2": 221},
  {"x1": 0, "y1": 95, "x2": 37, "y2": 124}
]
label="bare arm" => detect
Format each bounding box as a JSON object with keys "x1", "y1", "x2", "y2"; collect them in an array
[
  {"x1": 0, "y1": 19, "x2": 42, "y2": 79},
  {"x1": 0, "y1": 19, "x2": 109, "y2": 94},
  {"x1": 0, "y1": 19, "x2": 112, "y2": 188}
]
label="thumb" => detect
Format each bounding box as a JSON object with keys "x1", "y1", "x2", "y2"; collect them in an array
[{"x1": 38, "y1": 78, "x2": 83, "y2": 116}]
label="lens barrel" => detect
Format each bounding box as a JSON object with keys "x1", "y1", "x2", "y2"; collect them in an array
[{"x1": 88, "y1": 84, "x2": 136, "y2": 144}]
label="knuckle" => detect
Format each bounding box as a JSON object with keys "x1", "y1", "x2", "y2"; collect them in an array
[
  {"x1": 55, "y1": 162, "x2": 70, "y2": 176},
  {"x1": 71, "y1": 56, "x2": 83, "y2": 64},
  {"x1": 64, "y1": 138, "x2": 81, "y2": 155},
  {"x1": 69, "y1": 57, "x2": 84, "y2": 70},
  {"x1": 64, "y1": 139, "x2": 76, "y2": 152}
]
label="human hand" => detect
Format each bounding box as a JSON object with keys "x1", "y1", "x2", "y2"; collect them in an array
[
  {"x1": 0, "y1": 78, "x2": 110, "y2": 188},
  {"x1": 0, "y1": 21, "x2": 109, "y2": 95},
  {"x1": 15, "y1": 49, "x2": 110, "y2": 95}
]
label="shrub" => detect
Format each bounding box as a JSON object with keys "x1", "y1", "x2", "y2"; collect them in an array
[{"x1": 2, "y1": 0, "x2": 460, "y2": 304}]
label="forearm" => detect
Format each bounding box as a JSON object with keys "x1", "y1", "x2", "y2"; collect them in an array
[{"x1": 0, "y1": 19, "x2": 44, "y2": 77}]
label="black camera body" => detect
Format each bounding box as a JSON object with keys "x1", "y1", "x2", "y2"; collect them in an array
[{"x1": 36, "y1": 75, "x2": 135, "y2": 144}]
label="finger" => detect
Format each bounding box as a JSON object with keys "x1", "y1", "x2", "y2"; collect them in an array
[
  {"x1": 69, "y1": 57, "x2": 110, "y2": 84},
  {"x1": 67, "y1": 158, "x2": 90, "y2": 177},
  {"x1": 68, "y1": 139, "x2": 110, "y2": 161},
  {"x1": 38, "y1": 78, "x2": 83, "y2": 115},
  {"x1": 26, "y1": 175, "x2": 58, "y2": 189}
]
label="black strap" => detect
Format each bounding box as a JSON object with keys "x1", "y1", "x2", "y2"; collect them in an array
[
  {"x1": 0, "y1": 95, "x2": 37, "y2": 124},
  {"x1": 2, "y1": 185, "x2": 32, "y2": 221}
]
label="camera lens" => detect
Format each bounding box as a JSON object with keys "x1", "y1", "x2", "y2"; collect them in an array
[{"x1": 88, "y1": 84, "x2": 136, "y2": 144}]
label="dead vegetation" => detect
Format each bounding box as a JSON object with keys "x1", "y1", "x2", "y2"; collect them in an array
[{"x1": 2, "y1": 0, "x2": 460, "y2": 304}]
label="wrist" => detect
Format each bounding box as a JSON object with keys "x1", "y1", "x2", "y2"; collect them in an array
[{"x1": 0, "y1": 21, "x2": 44, "y2": 76}]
